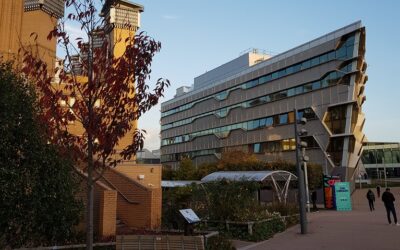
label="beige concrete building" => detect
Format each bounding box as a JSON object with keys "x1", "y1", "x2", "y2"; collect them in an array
[
  {"x1": 1, "y1": 0, "x2": 162, "y2": 237},
  {"x1": 160, "y1": 21, "x2": 367, "y2": 181}
]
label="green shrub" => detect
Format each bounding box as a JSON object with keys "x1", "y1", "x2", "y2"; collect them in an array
[{"x1": 206, "y1": 235, "x2": 234, "y2": 250}]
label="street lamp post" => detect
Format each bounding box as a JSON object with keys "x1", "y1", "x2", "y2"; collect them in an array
[
  {"x1": 303, "y1": 148, "x2": 310, "y2": 213},
  {"x1": 294, "y1": 108, "x2": 307, "y2": 234}
]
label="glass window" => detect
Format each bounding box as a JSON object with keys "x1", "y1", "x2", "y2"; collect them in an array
[
  {"x1": 260, "y1": 74, "x2": 271, "y2": 83},
  {"x1": 301, "y1": 60, "x2": 311, "y2": 70},
  {"x1": 260, "y1": 118, "x2": 267, "y2": 127},
  {"x1": 293, "y1": 64, "x2": 301, "y2": 72},
  {"x1": 265, "y1": 117, "x2": 273, "y2": 127},
  {"x1": 328, "y1": 51, "x2": 335, "y2": 60},
  {"x1": 336, "y1": 47, "x2": 346, "y2": 59},
  {"x1": 272, "y1": 72, "x2": 279, "y2": 80},
  {"x1": 319, "y1": 54, "x2": 328, "y2": 63},
  {"x1": 288, "y1": 112, "x2": 295, "y2": 123},
  {"x1": 303, "y1": 83, "x2": 313, "y2": 93},
  {"x1": 346, "y1": 46, "x2": 354, "y2": 58},
  {"x1": 295, "y1": 86, "x2": 303, "y2": 95},
  {"x1": 311, "y1": 57, "x2": 319, "y2": 67},
  {"x1": 278, "y1": 69, "x2": 286, "y2": 78},
  {"x1": 254, "y1": 143, "x2": 261, "y2": 153},
  {"x1": 279, "y1": 114, "x2": 288, "y2": 124},
  {"x1": 286, "y1": 66, "x2": 294, "y2": 75},
  {"x1": 282, "y1": 139, "x2": 290, "y2": 151},
  {"x1": 215, "y1": 91, "x2": 228, "y2": 100},
  {"x1": 287, "y1": 88, "x2": 295, "y2": 97},
  {"x1": 312, "y1": 81, "x2": 321, "y2": 90}
]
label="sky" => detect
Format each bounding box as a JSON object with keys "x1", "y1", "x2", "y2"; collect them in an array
[{"x1": 63, "y1": 0, "x2": 400, "y2": 150}]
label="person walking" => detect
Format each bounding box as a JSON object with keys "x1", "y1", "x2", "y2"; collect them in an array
[
  {"x1": 376, "y1": 185, "x2": 381, "y2": 198},
  {"x1": 381, "y1": 188, "x2": 399, "y2": 225},
  {"x1": 366, "y1": 189, "x2": 375, "y2": 211},
  {"x1": 311, "y1": 190, "x2": 318, "y2": 211}
]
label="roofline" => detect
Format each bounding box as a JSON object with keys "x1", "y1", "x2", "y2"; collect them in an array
[
  {"x1": 162, "y1": 20, "x2": 363, "y2": 107},
  {"x1": 101, "y1": 0, "x2": 144, "y2": 16}
]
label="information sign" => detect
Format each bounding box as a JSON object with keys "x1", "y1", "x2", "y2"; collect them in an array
[
  {"x1": 334, "y1": 182, "x2": 352, "y2": 211},
  {"x1": 179, "y1": 209, "x2": 201, "y2": 224}
]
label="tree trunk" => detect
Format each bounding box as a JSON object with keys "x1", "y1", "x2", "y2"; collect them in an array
[{"x1": 86, "y1": 134, "x2": 94, "y2": 249}]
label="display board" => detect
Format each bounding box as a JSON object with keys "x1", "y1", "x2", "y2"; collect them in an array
[
  {"x1": 323, "y1": 175, "x2": 341, "y2": 209},
  {"x1": 179, "y1": 209, "x2": 201, "y2": 224},
  {"x1": 334, "y1": 182, "x2": 352, "y2": 211}
]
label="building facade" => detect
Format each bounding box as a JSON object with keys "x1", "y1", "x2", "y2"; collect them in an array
[
  {"x1": 361, "y1": 142, "x2": 400, "y2": 178},
  {"x1": 160, "y1": 21, "x2": 367, "y2": 181}
]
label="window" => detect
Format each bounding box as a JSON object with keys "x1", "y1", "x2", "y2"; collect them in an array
[
  {"x1": 288, "y1": 112, "x2": 295, "y2": 123},
  {"x1": 312, "y1": 81, "x2": 321, "y2": 90},
  {"x1": 310, "y1": 57, "x2": 319, "y2": 67},
  {"x1": 254, "y1": 143, "x2": 261, "y2": 153},
  {"x1": 279, "y1": 114, "x2": 288, "y2": 124},
  {"x1": 265, "y1": 117, "x2": 273, "y2": 127},
  {"x1": 286, "y1": 66, "x2": 294, "y2": 74},
  {"x1": 278, "y1": 69, "x2": 286, "y2": 78},
  {"x1": 303, "y1": 83, "x2": 313, "y2": 93},
  {"x1": 295, "y1": 86, "x2": 303, "y2": 95},
  {"x1": 301, "y1": 60, "x2": 310, "y2": 70},
  {"x1": 259, "y1": 75, "x2": 271, "y2": 83},
  {"x1": 287, "y1": 88, "x2": 295, "y2": 97},
  {"x1": 271, "y1": 72, "x2": 279, "y2": 80},
  {"x1": 319, "y1": 54, "x2": 328, "y2": 63}
]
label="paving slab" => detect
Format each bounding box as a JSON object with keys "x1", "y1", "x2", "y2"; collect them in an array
[{"x1": 236, "y1": 187, "x2": 400, "y2": 250}]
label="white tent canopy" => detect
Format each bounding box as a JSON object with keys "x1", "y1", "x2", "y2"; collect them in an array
[{"x1": 201, "y1": 171, "x2": 298, "y2": 203}]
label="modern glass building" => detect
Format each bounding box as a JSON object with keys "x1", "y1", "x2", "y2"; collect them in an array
[
  {"x1": 160, "y1": 21, "x2": 367, "y2": 181},
  {"x1": 361, "y1": 142, "x2": 400, "y2": 178}
]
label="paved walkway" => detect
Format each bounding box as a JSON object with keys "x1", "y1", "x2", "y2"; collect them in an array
[{"x1": 236, "y1": 187, "x2": 400, "y2": 250}]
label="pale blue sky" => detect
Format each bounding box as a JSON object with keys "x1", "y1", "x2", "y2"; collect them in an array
[{"x1": 64, "y1": 0, "x2": 400, "y2": 150}]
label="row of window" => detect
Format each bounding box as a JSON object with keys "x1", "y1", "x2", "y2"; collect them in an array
[
  {"x1": 161, "y1": 67, "x2": 351, "y2": 131},
  {"x1": 249, "y1": 136, "x2": 319, "y2": 154},
  {"x1": 362, "y1": 148, "x2": 400, "y2": 165},
  {"x1": 161, "y1": 34, "x2": 356, "y2": 118},
  {"x1": 161, "y1": 108, "x2": 316, "y2": 146},
  {"x1": 161, "y1": 148, "x2": 221, "y2": 162},
  {"x1": 160, "y1": 136, "x2": 319, "y2": 163}
]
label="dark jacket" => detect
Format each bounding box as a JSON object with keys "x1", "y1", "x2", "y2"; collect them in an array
[
  {"x1": 366, "y1": 191, "x2": 375, "y2": 201},
  {"x1": 382, "y1": 191, "x2": 395, "y2": 206}
]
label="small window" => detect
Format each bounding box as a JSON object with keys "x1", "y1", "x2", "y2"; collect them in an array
[
  {"x1": 278, "y1": 69, "x2": 286, "y2": 78},
  {"x1": 265, "y1": 117, "x2": 273, "y2": 127},
  {"x1": 271, "y1": 72, "x2": 279, "y2": 80},
  {"x1": 287, "y1": 88, "x2": 295, "y2": 97},
  {"x1": 286, "y1": 66, "x2": 294, "y2": 75},
  {"x1": 303, "y1": 83, "x2": 313, "y2": 93},
  {"x1": 328, "y1": 51, "x2": 336, "y2": 60},
  {"x1": 254, "y1": 143, "x2": 261, "y2": 153},
  {"x1": 319, "y1": 54, "x2": 328, "y2": 63},
  {"x1": 279, "y1": 114, "x2": 288, "y2": 124},
  {"x1": 310, "y1": 57, "x2": 320, "y2": 67},
  {"x1": 295, "y1": 86, "x2": 303, "y2": 95},
  {"x1": 301, "y1": 60, "x2": 311, "y2": 70},
  {"x1": 260, "y1": 74, "x2": 272, "y2": 83},
  {"x1": 312, "y1": 81, "x2": 321, "y2": 90}
]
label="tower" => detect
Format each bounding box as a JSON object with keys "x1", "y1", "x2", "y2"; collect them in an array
[
  {"x1": 0, "y1": 0, "x2": 24, "y2": 61},
  {"x1": 101, "y1": 0, "x2": 144, "y2": 158},
  {"x1": 101, "y1": 0, "x2": 144, "y2": 58},
  {"x1": 21, "y1": 0, "x2": 65, "y2": 74}
]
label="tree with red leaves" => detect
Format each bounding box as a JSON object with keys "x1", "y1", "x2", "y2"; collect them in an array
[{"x1": 21, "y1": 0, "x2": 169, "y2": 248}]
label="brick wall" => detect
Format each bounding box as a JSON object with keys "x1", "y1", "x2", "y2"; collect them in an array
[
  {"x1": 99, "y1": 190, "x2": 117, "y2": 237},
  {"x1": 101, "y1": 167, "x2": 162, "y2": 229}
]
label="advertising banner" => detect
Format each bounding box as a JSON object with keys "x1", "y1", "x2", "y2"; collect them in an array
[
  {"x1": 334, "y1": 182, "x2": 352, "y2": 211},
  {"x1": 323, "y1": 175, "x2": 341, "y2": 209}
]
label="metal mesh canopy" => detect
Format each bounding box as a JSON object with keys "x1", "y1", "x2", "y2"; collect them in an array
[
  {"x1": 201, "y1": 171, "x2": 297, "y2": 203},
  {"x1": 161, "y1": 180, "x2": 201, "y2": 188},
  {"x1": 201, "y1": 171, "x2": 297, "y2": 183}
]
